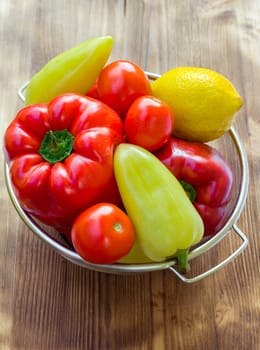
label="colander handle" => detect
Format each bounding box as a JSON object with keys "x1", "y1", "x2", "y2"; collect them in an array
[
  {"x1": 168, "y1": 224, "x2": 248, "y2": 283},
  {"x1": 18, "y1": 81, "x2": 28, "y2": 103}
]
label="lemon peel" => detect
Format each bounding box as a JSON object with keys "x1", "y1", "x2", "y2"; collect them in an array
[{"x1": 152, "y1": 67, "x2": 243, "y2": 142}]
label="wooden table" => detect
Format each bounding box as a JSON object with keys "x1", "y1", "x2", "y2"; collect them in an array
[{"x1": 1, "y1": 1, "x2": 259, "y2": 349}]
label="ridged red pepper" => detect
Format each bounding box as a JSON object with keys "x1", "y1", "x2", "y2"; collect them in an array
[
  {"x1": 4, "y1": 93, "x2": 124, "y2": 236},
  {"x1": 155, "y1": 137, "x2": 234, "y2": 236}
]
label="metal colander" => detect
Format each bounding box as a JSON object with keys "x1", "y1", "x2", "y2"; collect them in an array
[{"x1": 4, "y1": 73, "x2": 249, "y2": 283}]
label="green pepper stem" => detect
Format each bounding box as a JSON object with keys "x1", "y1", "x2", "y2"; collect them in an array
[
  {"x1": 174, "y1": 249, "x2": 190, "y2": 272},
  {"x1": 39, "y1": 129, "x2": 74, "y2": 164},
  {"x1": 166, "y1": 248, "x2": 190, "y2": 272},
  {"x1": 179, "y1": 180, "x2": 197, "y2": 203}
]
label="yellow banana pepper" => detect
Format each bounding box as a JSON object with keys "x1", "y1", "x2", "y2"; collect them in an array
[
  {"x1": 114, "y1": 144, "x2": 204, "y2": 269},
  {"x1": 25, "y1": 36, "x2": 113, "y2": 104}
]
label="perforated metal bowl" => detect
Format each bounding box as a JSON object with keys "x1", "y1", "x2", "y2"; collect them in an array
[{"x1": 4, "y1": 73, "x2": 249, "y2": 283}]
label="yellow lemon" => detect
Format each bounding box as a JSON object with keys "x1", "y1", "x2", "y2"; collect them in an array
[{"x1": 151, "y1": 67, "x2": 243, "y2": 142}]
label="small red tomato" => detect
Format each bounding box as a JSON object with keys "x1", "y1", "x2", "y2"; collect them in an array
[
  {"x1": 124, "y1": 96, "x2": 173, "y2": 151},
  {"x1": 71, "y1": 203, "x2": 135, "y2": 264},
  {"x1": 97, "y1": 60, "x2": 152, "y2": 118},
  {"x1": 86, "y1": 79, "x2": 99, "y2": 100}
]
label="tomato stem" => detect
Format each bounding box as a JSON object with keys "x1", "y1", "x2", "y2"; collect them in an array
[
  {"x1": 39, "y1": 129, "x2": 74, "y2": 164},
  {"x1": 114, "y1": 222, "x2": 123, "y2": 232}
]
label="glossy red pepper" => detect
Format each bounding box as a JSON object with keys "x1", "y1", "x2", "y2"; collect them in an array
[
  {"x1": 155, "y1": 137, "x2": 234, "y2": 236},
  {"x1": 4, "y1": 93, "x2": 124, "y2": 237}
]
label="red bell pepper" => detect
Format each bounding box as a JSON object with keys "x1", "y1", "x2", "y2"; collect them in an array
[
  {"x1": 4, "y1": 93, "x2": 124, "y2": 236},
  {"x1": 155, "y1": 137, "x2": 234, "y2": 236}
]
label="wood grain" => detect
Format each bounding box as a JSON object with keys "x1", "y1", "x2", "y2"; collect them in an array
[{"x1": 1, "y1": 0, "x2": 260, "y2": 349}]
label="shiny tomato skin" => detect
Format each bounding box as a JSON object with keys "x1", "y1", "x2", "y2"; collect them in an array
[
  {"x1": 71, "y1": 203, "x2": 135, "y2": 264},
  {"x1": 86, "y1": 79, "x2": 99, "y2": 100},
  {"x1": 124, "y1": 96, "x2": 173, "y2": 151},
  {"x1": 97, "y1": 60, "x2": 152, "y2": 118}
]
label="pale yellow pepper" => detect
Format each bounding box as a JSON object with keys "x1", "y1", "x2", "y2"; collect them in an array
[
  {"x1": 25, "y1": 36, "x2": 113, "y2": 105},
  {"x1": 114, "y1": 144, "x2": 204, "y2": 269}
]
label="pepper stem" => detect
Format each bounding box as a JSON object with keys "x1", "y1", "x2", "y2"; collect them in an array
[
  {"x1": 174, "y1": 249, "x2": 190, "y2": 272},
  {"x1": 179, "y1": 180, "x2": 197, "y2": 203},
  {"x1": 39, "y1": 129, "x2": 74, "y2": 164},
  {"x1": 166, "y1": 248, "x2": 190, "y2": 272}
]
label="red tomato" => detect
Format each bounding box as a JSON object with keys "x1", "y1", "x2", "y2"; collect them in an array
[
  {"x1": 97, "y1": 60, "x2": 152, "y2": 118},
  {"x1": 86, "y1": 79, "x2": 99, "y2": 100},
  {"x1": 124, "y1": 96, "x2": 174, "y2": 151},
  {"x1": 71, "y1": 203, "x2": 135, "y2": 264}
]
